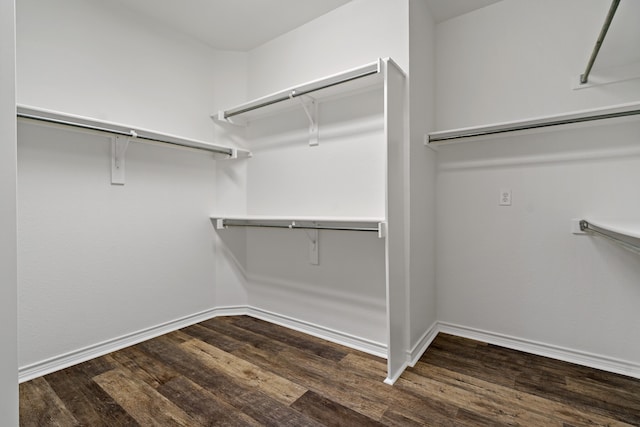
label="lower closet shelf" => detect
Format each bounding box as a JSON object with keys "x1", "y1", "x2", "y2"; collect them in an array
[
  {"x1": 211, "y1": 216, "x2": 387, "y2": 238},
  {"x1": 580, "y1": 219, "x2": 640, "y2": 254}
]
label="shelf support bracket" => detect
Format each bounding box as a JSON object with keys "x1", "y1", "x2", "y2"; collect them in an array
[
  {"x1": 111, "y1": 133, "x2": 134, "y2": 185},
  {"x1": 423, "y1": 134, "x2": 438, "y2": 152},
  {"x1": 302, "y1": 228, "x2": 320, "y2": 265},
  {"x1": 290, "y1": 92, "x2": 319, "y2": 146},
  {"x1": 378, "y1": 222, "x2": 387, "y2": 239}
]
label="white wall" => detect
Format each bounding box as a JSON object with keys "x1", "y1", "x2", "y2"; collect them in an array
[
  {"x1": 408, "y1": 0, "x2": 437, "y2": 353},
  {"x1": 245, "y1": 89, "x2": 386, "y2": 218},
  {"x1": 16, "y1": 0, "x2": 247, "y2": 369},
  {"x1": 17, "y1": 0, "x2": 247, "y2": 142},
  {"x1": 0, "y1": 0, "x2": 18, "y2": 422},
  {"x1": 437, "y1": 121, "x2": 640, "y2": 367},
  {"x1": 435, "y1": 0, "x2": 640, "y2": 373},
  {"x1": 436, "y1": 0, "x2": 640, "y2": 130},
  {"x1": 247, "y1": 0, "x2": 409, "y2": 99}
]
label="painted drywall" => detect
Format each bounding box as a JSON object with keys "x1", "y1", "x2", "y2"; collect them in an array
[
  {"x1": 437, "y1": 120, "x2": 640, "y2": 365},
  {"x1": 16, "y1": 0, "x2": 248, "y2": 369},
  {"x1": 435, "y1": 0, "x2": 640, "y2": 371},
  {"x1": 245, "y1": 89, "x2": 386, "y2": 218},
  {"x1": 17, "y1": 0, "x2": 247, "y2": 142},
  {"x1": 0, "y1": 0, "x2": 18, "y2": 422},
  {"x1": 408, "y1": 0, "x2": 438, "y2": 353},
  {"x1": 214, "y1": 0, "x2": 412, "y2": 348},
  {"x1": 247, "y1": 0, "x2": 409, "y2": 99},
  {"x1": 436, "y1": 0, "x2": 640, "y2": 130}
]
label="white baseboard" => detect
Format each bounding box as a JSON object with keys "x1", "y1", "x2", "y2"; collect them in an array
[
  {"x1": 19, "y1": 305, "x2": 387, "y2": 383},
  {"x1": 246, "y1": 306, "x2": 388, "y2": 358},
  {"x1": 437, "y1": 322, "x2": 640, "y2": 380},
  {"x1": 384, "y1": 360, "x2": 409, "y2": 385},
  {"x1": 18, "y1": 306, "x2": 245, "y2": 383},
  {"x1": 20, "y1": 311, "x2": 639, "y2": 385},
  {"x1": 407, "y1": 321, "x2": 439, "y2": 367}
]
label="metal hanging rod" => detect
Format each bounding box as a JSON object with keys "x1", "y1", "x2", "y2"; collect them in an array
[
  {"x1": 17, "y1": 105, "x2": 238, "y2": 157},
  {"x1": 580, "y1": 220, "x2": 640, "y2": 255},
  {"x1": 225, "y1": 70, "x2": 378, "y2": 118},
  {"x1": 212, "y1": 217, "x2": 386, "y2": 237},
  {"x1": 219, "y1": 61, "x2": 381, "y2": 120},
  {"x1": 428, "y1": 104, "x2": 640, "y2": 143},
  {"x1": 222, "y1": 223, "x2": 380, "y2": 232},
  {"x1": 580, "y1": 0, "x2": 621, "y2": 85}
]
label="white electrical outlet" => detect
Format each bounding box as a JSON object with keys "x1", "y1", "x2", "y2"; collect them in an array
[{"x1": 499, "y1": 189, "x2": 512, "y2": 206}]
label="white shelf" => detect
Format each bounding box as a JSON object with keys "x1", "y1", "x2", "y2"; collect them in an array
[
  {"x1": 428, "y1": 101, "x2": 640, "y2": 144},
  {"x1": 213, "y1": 60, "x2": 383, "y2": 124},
  {"x1": 18, "y1": 105, "x2": 251, "y2": 158},
  {"x1": 584, "y1": 219, "x2": 640, "y2": 240},
  {"x1": 211, "y1": 215, "x2": 386, "y2": 238},
  {"x1": 579, "y1": 219, "x2": 640, "y2": 254}
]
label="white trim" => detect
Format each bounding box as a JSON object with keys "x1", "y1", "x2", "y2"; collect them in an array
[
  {"x1": 384, "y1": 360, "x2": 408, "y2": 385},
  {"x1": 18, "y1": 306, "x2": 243, "y2": 383},
  {"x1": 20, "y1": 311, "x2": 639, "y2": 385},
  {"x1": 407, "y1": 321, "x2": 439, "y2": 367},
  {"x1": 19, "y1": 305, "x2": 388, "y2": 383},
  {"x1": 437, "y1": 322, "x2": 640, "y2": 380},
  {"x1": 246, "y1": 306, "x2": 388, "y2": 358}
]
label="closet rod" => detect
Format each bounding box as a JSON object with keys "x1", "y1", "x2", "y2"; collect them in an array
[
  {"x1": 218, "y1": 222, "x2": 381, "y2": 233},
  {"x1": 580, "y1": 220, "x2": 640, "y2": 255},
  {"x1": 224, "y1": 224, "x2": 380, "y2": 232},
  {"x1": 18, "y1": 108, "x2": 234, "y2": 156},
  {"x1": 224, "y1": 68, "x2": 379, "y2": 119},
  {"x1": 428, "y1": 106, "x2": 640, "y2": 143},
  {"x1": 580, "y1": 0, "x2": 621, "y2": 85}
]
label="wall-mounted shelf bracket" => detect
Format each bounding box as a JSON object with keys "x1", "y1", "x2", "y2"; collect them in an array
[
  {"x1": 290, "y1": 92, "x2": 319, "y2": 146},
  {"x1": 423, "y1": 134, "x2": 438, "y2": 152},
  {"x1": 302, "y1": 228, "x2": 320, "y2": 265},
  {"x1": 377, "y1": 222, "x2": 387, "y2": 239},
  {"x1": 213, "y1": 111, "x2": 247, "y2": 127},
  {"x1": 111, "y1": 134, "x2": 134, "y2": 185}
]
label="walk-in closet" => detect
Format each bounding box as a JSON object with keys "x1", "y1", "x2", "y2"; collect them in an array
[{"x1": 2, "y1": 0, "x2": 640, "y2": 424}]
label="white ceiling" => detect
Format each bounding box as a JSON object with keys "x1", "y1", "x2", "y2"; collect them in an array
[
  {"x1": 425, "y1": 0, "x2": 503, "y2": 23},
  {"x1": 113, "y1": 0, "x2": 506, "y2": 51},
  {"x1": 112, "y1": 0, "x2": 352, "y2": 51}
]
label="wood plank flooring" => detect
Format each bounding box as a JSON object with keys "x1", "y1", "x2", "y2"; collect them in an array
[{"x1": 19, "y1": 316, "x2": 640, "y2": 426}]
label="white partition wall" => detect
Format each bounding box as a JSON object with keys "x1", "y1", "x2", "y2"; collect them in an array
[
  {"x1": 407, "y1": 0, "x2": 438, "y2": 364},
  {"x1": 0, "y1": 0, "x2": 18, "y2": 423},
  {"x1": 383, "y1": 59, "x2": 409, "y2": 384}
]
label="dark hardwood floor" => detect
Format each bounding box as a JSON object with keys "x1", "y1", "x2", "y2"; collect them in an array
[{"x1": 19, "y1": 316, "x2": 640, "y2": 426}]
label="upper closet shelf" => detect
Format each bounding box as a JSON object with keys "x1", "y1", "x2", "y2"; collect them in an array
[
  {"x1": 427, "y1": 101, "x2": 640, "y2": 144},
  {"x1": 18, "y1": 105, "x2": 251, "y2": 158},
  {"x1": 213, "y1": 59, "x2": 384, "y2": 127}
]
